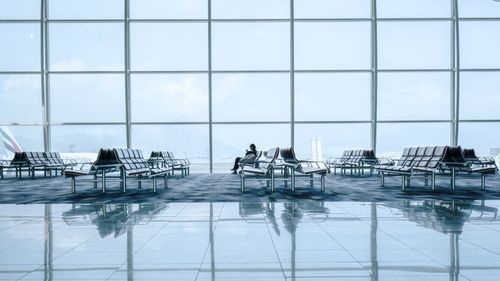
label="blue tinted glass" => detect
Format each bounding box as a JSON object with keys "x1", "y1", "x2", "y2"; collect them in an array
[
  {"x1": 49, "y1": 0, "x2": 124, "y2": 19},
  {"x1": 0, "y1": 0, "x2": 40, "y2": 19},
  {"x1": 212, "y1": 73, "x2": 290, "y2": 122},
  {"x1": 295, "y1": 22, "x2": 371, "y2": 70},
  {"x1": 212, "y1": 22, "x2": 290, "y2": 70},
  {"x1": 212, "y1": 0, "x2": 289, "y2": 19},
  {"x1": 49, "y1": 23, "x2": 124, "y2": 71},
  {"x1": 460, "y1": 21, "x2": 500, "y2": 69},
  {"x1": 130, "y1": 23, "x2": 208, "y2": 71},
  {"x1": 378, "y1": 22, "x2": 451, "y2": 69},
  {"x1": 0, "y1": 75, "x2": 42, "y2": 124},
  {"x1": 130, "y1": 0, "x2": 207, "y2": 19},
  {"x1": 50, "y1": 74, "x2": 125, "y2": 123},
  {"x1": 0, "y1": 24, "x2": 40, "y2": 71},
  {"x1": 295, "y1": 0, "x2": 371, "y2": 19},
  {"x1": 131, "y1": 74, "x2": 208, "y2": 122},
  {"x1": 51, "y1": 125, "x2": 126, "y2": 153}
]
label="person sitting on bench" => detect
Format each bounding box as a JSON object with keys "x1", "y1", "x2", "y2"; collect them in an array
[{"x1": 231, "y1": 143, "x2": 257, "y2": 174}]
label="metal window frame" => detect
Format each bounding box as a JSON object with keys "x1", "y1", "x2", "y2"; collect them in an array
[{"x1": 1, "y1": 1, "x2": 500, "y2": 171}]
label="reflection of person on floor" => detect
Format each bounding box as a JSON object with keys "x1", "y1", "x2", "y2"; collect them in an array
[{"x1": 231, "y1": 143, "x2": 257, "y2": 174}]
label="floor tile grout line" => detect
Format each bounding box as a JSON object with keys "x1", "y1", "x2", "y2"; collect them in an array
[
  {"x1": 193, "y1": 203, "x2": 224, "y2": 281},
  {"x1": 264, "y1": 209, "x2": 287, "y2": 281}
]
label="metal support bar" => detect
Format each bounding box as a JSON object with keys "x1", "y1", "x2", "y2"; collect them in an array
[
  {"x1": 124, "y1": 0, "x2": 132, "y2": 148},
  {"x1": 122, "y1": 172, "x2": 127, "y2": 192},
  {"x1": 101, "y1": 172, "x2": 106, "y2": 193},
  {"x1": 370, "y1": 0, "x2": 378, "y2": 153},
  {"x1": 451, "y1": 166, "x2": 456, "y2": 191},
  {"x1": 271, "y1": 170, "x2": 275, "y2": 192}
]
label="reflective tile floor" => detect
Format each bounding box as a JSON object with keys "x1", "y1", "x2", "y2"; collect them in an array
[{"x1": 0, "y1": 200, "x2": 499, "y2": 280}]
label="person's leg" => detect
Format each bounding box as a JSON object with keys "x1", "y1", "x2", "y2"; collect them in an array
[{"x1": 232, "y1": 157, "x2": 242, "y2": 171}]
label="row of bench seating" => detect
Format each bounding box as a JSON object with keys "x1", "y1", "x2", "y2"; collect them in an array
[
  {"x1": 375, "y1": 146, "x2": 497, "y2": 191},
  {"x1": 150, "y1": 151, "x2": 190, "y2": 177},
  {"x1": 240, "y1": 147, "x2": 329, "y2": 193},
  {"x1": 65, "y1": 148, "x2": 190, "y2": 194},
  {"x1": 326, "y1": 150, "x2": 380, "y2": 176},
  {"x1": 0, "y1": 152, "x2": 72, "y2": 179}
]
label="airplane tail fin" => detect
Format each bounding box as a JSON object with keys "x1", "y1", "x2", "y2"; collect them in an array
[{"x1": 0, "y1": 127, "x2": 23, "y2": 157}]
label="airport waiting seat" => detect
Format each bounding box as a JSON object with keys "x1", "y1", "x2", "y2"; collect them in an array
[
  {"x1": 65, "y1": 148, "x2": 122, "y2": 194},
  {"x1": 240, "y1": 147, "x2": 279, "y2": 192},
  {"x1": 328, "y1": 149, "x2": 379, "y2": 175},
  {"x1": 376, "y1": 146, "x2": 496, "y2": 191},
  {"x1": 114, "y1": 148, "x2": 171, "y2": 193},
  {"x1": 280, "y1": 147, "x2": 328, "y2": 192},
  {"x1": 159, "y1": 151, "x2": 189, "y2": 177}
]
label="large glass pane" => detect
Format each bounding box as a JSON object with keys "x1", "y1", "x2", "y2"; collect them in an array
[
  {"x1": 377, "y1": 0, "x2": 450, "y2": 18},
  {"x1": 460, "y1": 72, "x2": 500, "y2": 120},
  {"x1": 212, "y1": 23, "x2": 289, "y2": 70},
  {"x1": 50, "y1": 74, "x2": 125, "y2": 123},
  {"x1": 0, "y1": 75, "x2": 42, "y2": 124},
  {"x1": 51, "y1": 125, "x2": 126, "y2": 153},
  {"x1": 131, "y1": 74, "x2": 208, "y2": 122},
  {"x1": 459, "y1": 0, "x2": 500, "y2": 18},
  {"x1": 377, "y1": 123, "x2": 450, "y2": 157},
  {"x1": 49, "y1": 0, "x2": 124, "y2": 19},
  {"x1": 0, "y1": 126, "x2": 43, "y2": 159},
  {"x1": 295, "y1": 123, "x2": 371, "y2": 160},
  {"x1": 378, "y1": 22, "x2": 451, "y2": 69},
  {"x1": 49, "y1": 23, "x2": 124, "y2": 71},
  {"x1": 377, "y1": 72, "x2": 450, "y2": 120},
  {"x1": 212, "y1": 73, "x2": 289, "y2": 122},
  {"x1": 132, "y1": 125, "x2": 209, "y2": 172},
  {"x1": 295, "y1": 73, "x2": 371, "y2": 121},
  {"x1": 212, "y1": 124, "x2": 290, "y2": 172},
  {"x1": 130, "y1": 0, "x2": 207, "y2": 19},
  {"x1": 295, "y1": 22, "x2": 371, "y2": 70},
  {"x1": 459, "y1": 123, "x2": 500, "y2": 157},
  {"x1": 212, "y1": 0, "x2": 289, "y2": 19},
  {"x1": 130, "y1": 23, "x2": 207, "y2": 71},
  {"x1": 294, "y1": 0, "x2": 370, "y2": 19},
  {"x1": 0, "y1": 0, "x2": 39, "y2": 19},
  {"x1": 0, "y1": 24, "x2": 40, "y2": 71},
  {"x1": 460, "y1": 21, "x2": 500, "y2": 69}
]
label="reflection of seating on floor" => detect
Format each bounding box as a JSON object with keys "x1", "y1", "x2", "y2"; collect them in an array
[
  {"x1": 385, "y1": 200, "x2": 498, "y2": 234},
  {"x1": 376, "y1": 146, "x2": 497, "y2": 191},
  {"x1": 280, "y1": 202, "x2": 330, "y2": 234},
  {"x1": 238, "y1": 201, "x2": 280, "y2": 235},
  {"x1": 62, "y1": 203, "x2": 168, "y2": 238},
  {"x1": 281, "y1": 147, "x2": 329, "y2": 192}
]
